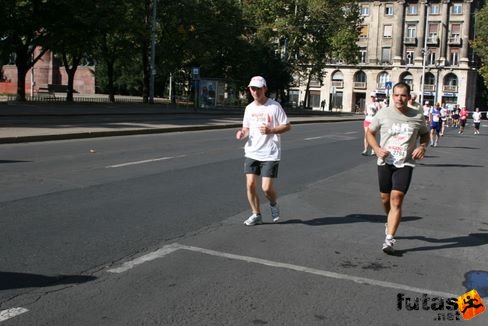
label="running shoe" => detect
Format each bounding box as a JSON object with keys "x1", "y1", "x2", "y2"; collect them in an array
[
  {"x1": 270, "y1": 204, "x2": 280, "y2": 222},
  {"x1": 361, "y1": 150, "x2": 368, "y2": 156},
  {"x1": 244, "y1": 214, "x2": 262, "y2": 226},
  {"x1": 382, "y1": 236, "x2": 396, "y2": 254}
]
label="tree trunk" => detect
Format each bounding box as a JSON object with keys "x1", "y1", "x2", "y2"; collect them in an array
[
  {"x1": 107, "y1": 60, "x2": 115, "y2": 103},
  {"x1": 63, "y1": 53, "x2": 80, "y2": 102},
  {"x1": 15, "y1": 47, "x2": 48, "y2": 102},
  {"x1": 15, "y1": 63, "x2": 28, "y2": 102},
  {"x1": 304, "y1": 72, "x2": 312, "y2": 108},
  {"x1": 142, "y1": 46, "x2": 149, "y2": 103},
  {"x1": 66, "y1": 68, "x2": 76, "y2": 102}
]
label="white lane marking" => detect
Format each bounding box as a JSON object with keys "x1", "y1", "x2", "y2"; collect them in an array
[
  {"x1": 304, "y1": 135, "x2": 356, "y2": 141},
  {"x1": 107, "y1": 243, "x2": 457, "y2": 298},
  {"x1": 106, "y1": 155, "x2": 185, "y2": 168},
  {"x1": 0, "y1": 308, "x2": 29, "y2": 322},
  {"x1": 344, "y1": 131, "x2": 358, "y2": 135},
  {"x1": 107, "y1": 243, "x2": 181, "y2": 273}
]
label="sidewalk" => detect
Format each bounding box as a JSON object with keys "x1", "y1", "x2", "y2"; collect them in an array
[{"x1": 0, "y1": 102, "x2": 363, "y2": 144}]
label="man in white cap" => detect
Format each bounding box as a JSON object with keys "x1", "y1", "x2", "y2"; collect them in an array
[
  {"x1": 408, "y1": 92, "x2": 421, "y2": 111},
  {"x1": 236, "y1": 76, "x2": 291, "y2": 226}
]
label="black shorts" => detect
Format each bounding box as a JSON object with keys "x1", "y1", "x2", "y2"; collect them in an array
[
  {"x1": 378, "y1": 164, "x2": 413, "y2": 194},
  {"x1": 460, "y1": 119, "x2": 467, "y2": 127},
  {"x1": 244, "y1": 158, "x2": 279, "y2": 178}
]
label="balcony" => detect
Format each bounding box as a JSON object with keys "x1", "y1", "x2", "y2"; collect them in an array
[
  {"x1": 448, "y1": 36, "x2": 462, "y2": 46},
  {"x1": 426, "y1": 36, "x2": 439, "y2": 45},
  {"x1": 403, "y1": 37, "x2": 417, "y2": 45},
  {"x1": 443, "y1": 85, "x2": 458, "y2": 93},
  {"x1": 424, "y1": 84, "x2": 435, "y2": 91},
  {"x1": 353, "y1": 82, "x2": 367, "y2": 89},
  {"x1": 331, "y1": 80, "x2": 344, "y2": 88}
]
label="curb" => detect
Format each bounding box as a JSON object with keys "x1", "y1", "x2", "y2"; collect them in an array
[{"x1": 0, "y1": 118, "x2": 362, "y2": 144}]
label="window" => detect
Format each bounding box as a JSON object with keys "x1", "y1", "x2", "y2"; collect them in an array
[
  {"x1": 428, "y1": 23, "x2": 439, "y2": 43},
  {"x1": 444, "y1": 74, "x2": 458, "y2": 86},
  {"x1": 359, "y1": 25, "x2": 369, "y2": 38},
  {"x1": 378, "y1": 72, "x2": 390, "y2": 88},
  {"x1": 430, "y1": 4, "x2": 440, "y2": 15},
  {"x1": 381, "y1": 48, "x2": 392, "y2": 64},
  {"x1": 450, "y1": 23, "x2": 461, "y2": 39},
  {"x1": 450, "y1": 49, "x2": 459, "y2": 66},
  {"x1": 407, "y1": 4, "x2": 418, "y2": 15},
  {"x1": 354, "y1": 71, "x2": 367, "y2": 83},
  {"x1": 425, "y1": 73, "x2": 435, "y2": 85},
  {"x1": 361, "y1": 6, "x2": 369, "y2": 16},
  {"x1": 451, "y1": 3, "x2": 463, "y2": 15},
  {"x1": 309, "y1": 91, "x2": 321, "y2": 108},
  {"x1": 406, "y1": 25, "x2": 417, "y2": 38},
  {"x1": 383, "y1": 25, "x2": 393, "y2": 38},
  {"x1": 406, "y1": 49, "x2": 415, "y2": 65},
  {"x1": 401, "y1": 73, "x2": 414, "y2": 88},
  {"x1": 359, "y1": 48, "x2": 367, "y2": 64},
  {"x1": 427, "y1": 49, "x2": 437, "y2": 65},
  {"x1": 385, "y1": 4, "x2": 394, "y2": 16}
]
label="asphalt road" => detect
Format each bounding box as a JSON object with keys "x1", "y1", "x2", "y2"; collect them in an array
[{"x1": 1, "y1": 121, "x2": 487, "y2": 325}]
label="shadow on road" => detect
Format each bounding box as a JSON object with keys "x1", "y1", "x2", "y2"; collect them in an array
[
  {"x1": 0, "y1": 160, "x2": 31, "y2": 164},
  {"x1": 276, "y1": 214, "x2": 421, "y2": 226},
  {"x1": 0, "y1": 272, "x2": 97, "y2": 290},
  {"x1": 396, "y1": 233, "x2": 488, "y2": 253}
]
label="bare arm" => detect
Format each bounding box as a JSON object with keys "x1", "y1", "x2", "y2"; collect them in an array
[
  {"x1": 366, "y1": 128, "x2": 390, "y2": 160},
  {"x1": 411, "y1": 132, "x2": 429, "y2": 160},
  {"x1": 259, "y1": 123, "x2": 291, "y2": 135},
  {"x1": 236, "y1": 127, "x2": 249, "y2": 140}
]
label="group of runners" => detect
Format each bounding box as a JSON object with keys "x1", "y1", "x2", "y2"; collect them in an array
[
  {"x1": 420, "y1": 101, "x2": 485, "y2": 140},
  {"x1": 235, "y1": 76, "x2": 448, "y2": 255}
]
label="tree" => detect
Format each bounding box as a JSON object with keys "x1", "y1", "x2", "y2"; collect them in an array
[
  {"x1": 472, "y1": 5, "x2": 488, "y2": 89},
  {"x1": 242, "y1": 0, "x2": 361, "y2": 107},
  {"x1": 155, "y1": 0, "x2": 252, "y2": 100},
  {"x1": 0, "y1": 0, "x2": 53, "y2": 101}
]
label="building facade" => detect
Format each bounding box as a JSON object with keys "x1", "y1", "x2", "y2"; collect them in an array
[
  {"x1": 290, "y1": 0, "x2": 482, "y2": 112},
  {"x1": 0, "y1": 48, "x2": 95, "y2": 96}
]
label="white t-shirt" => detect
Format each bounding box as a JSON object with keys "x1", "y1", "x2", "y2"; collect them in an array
[
  {"x1": 473, "y1": 111, "x2": 482, "y2": 123},
  {"x1": 243, "y1": 98, "x2": 289, "y2": 161},
  {"x1": 364, "y1": 101, "x2": 377, "y2": 122}
]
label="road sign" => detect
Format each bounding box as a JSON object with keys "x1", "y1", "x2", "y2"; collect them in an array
[
  {"x1": 192, "y1": 67, "x2": 200, "y2": 80},
  {"x1": 385, "y1": 81, "x2": 392, "y2": 89}
]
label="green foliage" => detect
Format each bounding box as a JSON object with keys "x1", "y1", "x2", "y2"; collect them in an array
[
  {"x1": 1, "y1": 0, "x2": 363, "y2": 102},
  {"x1": 472, "y1": 5, "x2": 488, "y2": 89}
]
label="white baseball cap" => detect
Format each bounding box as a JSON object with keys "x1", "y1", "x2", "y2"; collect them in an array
[
  {"x1": 248, "y1": 76, "x2": 267, "y2": 88},
  {"x1": 369, "y1": 92, "x2": 376, "y2": 97}
]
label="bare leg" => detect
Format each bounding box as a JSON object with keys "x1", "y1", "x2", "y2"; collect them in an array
[
  {"x1": 363, "y1": 127, "x2": 369, "y2": 152},
  {"x1": 261, "y1": 177, "x2": 277, "y2": 205},
  {"x1": 246, "y1": 174, "x2": 260, "y2": 214},
  {"x1": 386, "y1": 190, "x2": 405, "y2": 236}
]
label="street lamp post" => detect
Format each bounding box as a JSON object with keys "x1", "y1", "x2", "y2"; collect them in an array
[
  {"x1": 149, "y1": 0, "x2": 157, "y2": 104},
  {"x1": 420, "y1": 1, "x2": 430, "y2": 107}
]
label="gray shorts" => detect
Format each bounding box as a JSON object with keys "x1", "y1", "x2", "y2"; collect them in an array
[{"x1": 244, "y1": 158, "x2": 279, "y2": 178}]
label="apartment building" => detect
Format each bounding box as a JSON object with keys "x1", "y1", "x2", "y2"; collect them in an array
[{"x1": 290, "y1": 0, "x2": 483, "y2": 111}]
